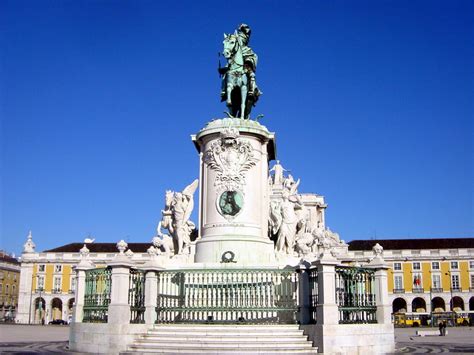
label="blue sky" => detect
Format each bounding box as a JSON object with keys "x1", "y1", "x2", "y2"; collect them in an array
[{"x1": 1, "y1": 0, "x2": 473, "y2": 256}]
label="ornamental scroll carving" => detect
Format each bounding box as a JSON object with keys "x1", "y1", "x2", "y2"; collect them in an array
[{"x1": 203, "y1": 127, "x2": 258, "y2": 192}]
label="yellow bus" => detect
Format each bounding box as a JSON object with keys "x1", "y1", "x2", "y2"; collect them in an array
[{"x1": 393, "y1": 312, "x2": 430, "y2": 327}]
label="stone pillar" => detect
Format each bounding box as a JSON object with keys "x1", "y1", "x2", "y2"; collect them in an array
[
  {"x1": 314, "y1": 254, "x2": 339, "y2": 325},
  {"x1": 144, "y1": 271, "x2": 158, "y2": 324},
  {"x1": 141, "y1": 252, "x2": 165, "y2": 324},
  {"x1": 368, "y1": 255, "x2": 392, "y2": 325},
  {"x1": 72, "y1": 260, "x2": 94, "y2": 323},
  {"x1": 107, "y1": 255, "x2": 132, "y2": 325},
  {"x1": 16, "y1": 262, "x2": 34, "y2": 324},
  {"x1": 191, "y1": 118, "x2": 276, "y2": 265}
]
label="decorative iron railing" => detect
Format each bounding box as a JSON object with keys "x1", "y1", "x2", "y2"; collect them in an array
[
  {"x1": 335, "y1": 266, "x2": 377, "y2": 324},
  {"x1": 129, "y1": 268, "x2": 146, "y2": 323},
  {"x1": 155, "y1": 268, "x2": 299, "y2": 324},
  {"x1": 83, "y1": 267, "x2": 111, "y2": 323},
  {"x1": 308, "y1": 267, "x2": 318, "y2": 323}
]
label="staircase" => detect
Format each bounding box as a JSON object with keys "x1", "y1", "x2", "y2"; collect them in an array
[{"x1": 122, "y1": 324, "x2": 318, "y2": 354}]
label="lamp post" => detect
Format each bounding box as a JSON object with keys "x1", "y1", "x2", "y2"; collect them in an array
[
  {"x1": 445, "y1": 271, "x2": 453, "y2": 326},
  {"x1": 38, "y1": 284, "x2": 44, "y2": 325}
]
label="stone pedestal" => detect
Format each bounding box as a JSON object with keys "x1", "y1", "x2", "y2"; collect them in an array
[{"x1": 192, "y1": 118, "x2": 276, "y2": 265}]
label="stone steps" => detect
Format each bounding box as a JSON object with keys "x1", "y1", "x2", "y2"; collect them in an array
[{"x1": 123, "y1": 324, "x2": 318, "y2": 354}]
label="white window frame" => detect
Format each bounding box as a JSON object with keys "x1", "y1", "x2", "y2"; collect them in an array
[
  {"x1": 432, "y1": 274, "x2": 442, "y2": 289},
  {"x1": 70, "y1": 276, "x2": 77, "y2": 292},
  {"x1": 394, "y1": 275, "x2": 403, "y2": 290},
  {"x1": 470, "y1": 274, "x2": 474, "y2": 287},
  {"x1": 53, "y1": 276, "x2": 62, "y2": 292},
  {"x1": 451, "y1": 261, "x2": 459, "y2": 270},
  {"x1": 37, "y1": 275, "x2": 45, "y2": 290},
  {"x1": 432, "y1": 262, "x2": 440, "y2": 270},
  {"x1": 469, "y1": 261, "x2": 474, "y2": 270},
  {"x1": 413, "y1": 262, "x2": 421, "y2": 271},
  {"x1": 451, "y1": 274, "x2": 460, "y2": 289},
  {"x1": 393, "y1": 262, "x2": 402, "y2": 271},
  {"x1": 38, "y1": 264, "x2": 45, "y2": 273},
  {"x1": 54, "y1": 265, "x2": 62, "y2": 273}
]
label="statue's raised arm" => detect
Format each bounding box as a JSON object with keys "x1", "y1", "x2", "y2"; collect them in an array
[{"x1": 220, "y1": 24, "x2": 261, "y2": 119}]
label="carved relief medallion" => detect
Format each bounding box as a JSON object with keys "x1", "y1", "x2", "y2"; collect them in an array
[{"x1": 204, "y1": 127, "x2": 258, "y2": 219}]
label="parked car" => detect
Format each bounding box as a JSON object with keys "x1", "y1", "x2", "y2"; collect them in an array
[{"x1": 49, "y1": 319, "x2": 67, "y2": 325}]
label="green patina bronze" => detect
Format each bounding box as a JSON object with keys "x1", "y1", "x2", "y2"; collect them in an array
[
  {"x1": 218, "y1": 190, "x2": 243, "y2": 216},
  {"x1": 155, "y1": 268, "x2": 298, "y2": 324},
  {"x1": 83, "y1": 267, "x2": 112, "y2": 323},
  {"x1": 220, "y1": 24, "x2": 261, "y2": 119},
  {"x1": 335, "y1": 266, "x2": 377, "y2": 324}
]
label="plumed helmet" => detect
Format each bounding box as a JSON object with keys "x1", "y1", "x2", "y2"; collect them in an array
[
  {"x1": 238, "y1": 24, "x2": 251, "y2": 45},
  {"x1": 239, "y1": 24, "x2": 251, "y2": 36}
]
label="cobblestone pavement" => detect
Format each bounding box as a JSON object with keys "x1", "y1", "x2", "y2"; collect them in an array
[
  {"x1": 0, "y1": 324, "x2": 73, "y2": 354},
  {"x1": 395, "y1": 327, "x2": 474, "y2": 353},
  {"x1": 2, "y1": 324, "x2": 474, "y2": 353},
  {"x1": 0, "y1": 341, "x2": 71, "y2": 354}
]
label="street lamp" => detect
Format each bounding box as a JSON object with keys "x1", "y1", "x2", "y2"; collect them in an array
[
  {"x1": 445, "y1": 271, "x2": 454, "y2": 326},
  {"x1": 29, "y1": 274, "x2": 44, "y2": 325},
  {"x1": 38, "y1": 281, "x2": 44, "y2": 325}
]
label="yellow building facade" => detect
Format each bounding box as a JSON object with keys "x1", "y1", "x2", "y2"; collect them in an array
[
  {"x1": 348, "y1": 238, "x2": 474, "y2": 325},
  {"x1": 17, "y1": 233, "x2": 147, "y2": 324},
  {"x1": 0, "y1": 251, "x2": 21, "y2": 321}
]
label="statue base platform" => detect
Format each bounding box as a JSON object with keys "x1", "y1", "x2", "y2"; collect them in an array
[{"x1": 194, "y1": 235, "x2": 275, "y2": 265}]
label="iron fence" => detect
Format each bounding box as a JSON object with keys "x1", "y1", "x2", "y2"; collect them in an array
[
  {"x1": 155, "y1": 268, "x2": 299, "y2": 324},
  {"x1": 335, "y1": 266, "x2": 377, "y2": 324},
  {"x1": 308, "y1": 267, "x2": 318, "y2": 323},
  {"x1": 83, "y1": 267, "x2": 111, "y2": 323},
  {"x1": 129, "y1": 268, "x2": 146, "y2": 323}
]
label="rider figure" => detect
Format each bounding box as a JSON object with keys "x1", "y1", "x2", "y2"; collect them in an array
[{"x1": 220, "y1": 24, "x2": 260, "y2": 101}]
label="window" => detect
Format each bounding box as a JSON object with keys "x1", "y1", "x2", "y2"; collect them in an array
[
  {"x1": 451, "y1": 261, "x2": 459, "y2": 270},
  {"x1": 5, "y1": 285, "x2": 9, "y2": 294},
  {"x1": 12, "y1": 285, "x2": 16, "y2": 294},
  {"x1": 53, "y1": 277, "x2": 62, "y2": 292},
  {"x1": 54, "y1": 265, "x2": 62, "y2": 273},
  {"x1": 470, "y1": 274, "x2": 474, "y2": 287},
  {"x1": 470, "y1": 261, "x2": 474, "y2": 269},
  {"x1": 432, "y1": 262, "x2": 440, "y2": 270},
  {"x1": 70, "y1": 277, "x2": 76, "y2": 292},
  {"x1": 393, "y1": 263, "x2": 402, "y2": 271},
  {"x1": 413, "y1": 262, "x2": 421, "y2": 270},
  {"x1": 0, "y1": 284, "x2": 2, "y2": 293},
  {"x1": 38, "y1": 265, "x2": 45, "y2": 272},
  {"x1": 37, "y1": 276, "x2": 44, "y2": 290},
  {"x1": 413, "y1": 273, "x2": 422, "y2": 287},
  {"x1": 451, "y1": 275, "x2": 460, "y2": 289},
  {"x1": 394, "y1": 275, "x2": 403, "y2": 289},
  {"x1": 432, "y1": 274, "x2": 441, "y2": 288}
]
